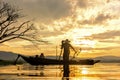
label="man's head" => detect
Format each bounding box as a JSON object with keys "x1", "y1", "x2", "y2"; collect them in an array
[{"x1": 65, "y1": 39, "x2": 70, "y2": 43}]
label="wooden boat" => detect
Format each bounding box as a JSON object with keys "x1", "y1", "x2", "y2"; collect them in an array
[{"x1": 15, "y1": 55, "x2": 100, "y2": 65}]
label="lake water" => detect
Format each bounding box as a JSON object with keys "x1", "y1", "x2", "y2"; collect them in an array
[{"x1": 0, "y1": 63, "x2": 120, "y2": 80}]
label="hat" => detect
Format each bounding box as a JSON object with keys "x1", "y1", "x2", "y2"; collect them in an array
[{"x1": 65, "y1": 39, "x2": 70, "y2": 43}]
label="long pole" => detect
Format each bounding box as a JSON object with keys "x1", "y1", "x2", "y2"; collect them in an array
[
  {"x1": 56, "y1": 46, "x2": 57, "y2": 60},
  {"x1": 59, "y1": 49, "x2": 62, "y2": 60}
]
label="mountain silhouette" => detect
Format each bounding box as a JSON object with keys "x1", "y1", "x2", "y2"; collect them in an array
[
  {"x1": 94, "y1": 56, "x2": 120, "y2": 62},
  {"x1": 0, "y1": 51, "x2": 18, "y2": 61}
]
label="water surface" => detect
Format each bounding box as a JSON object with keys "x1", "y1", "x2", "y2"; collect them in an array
[{"x1": 0, "y1": 63, "x2": 120, "y2": 80}]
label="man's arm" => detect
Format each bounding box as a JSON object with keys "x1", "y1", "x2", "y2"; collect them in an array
[{"x1": 69, "y1": 44, "x2": 77, "y2": 53}]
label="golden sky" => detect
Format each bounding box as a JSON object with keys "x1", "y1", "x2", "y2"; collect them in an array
[{"x1": 1, "y1": 0, "x2": 120, "y2": 58}]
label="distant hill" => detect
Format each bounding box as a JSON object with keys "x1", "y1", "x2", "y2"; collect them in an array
[
  {"x1": 45, "y1": 56, "x2": 76, "y2": 59},
  {"x1": 0, "y1": 51, "x2": 120, "y2": 63},
  {"x1": 46, "y1": 56, "x2": 61, "y2": 59},
  {"x1": 94, "y1": 56, "x2": 120, "y2": 62},
  {"x1": 0, "y1": 51, "x2": 18, "y2": 61}
]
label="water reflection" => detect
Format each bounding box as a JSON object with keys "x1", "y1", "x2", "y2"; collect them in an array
[
  {"x1": 0, "y1": 63, "x2": 120, "y2": 80},
  {"x1": 81, "y1": 68, "x2": 88, "y2": 75},
  {"x1": 63, "y1": 64, "x2": 70, "y2": 80}
]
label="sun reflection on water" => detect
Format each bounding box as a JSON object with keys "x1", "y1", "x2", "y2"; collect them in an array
[
  {"x1": 81, "y1": 68, "x2": 88, "y2": 75},
  {"x1": 72, "y1": 77, "x2": 101, "y2": 80}
]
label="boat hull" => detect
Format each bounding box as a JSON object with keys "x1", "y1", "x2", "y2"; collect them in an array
[{"x1": 20, "y1": 55, "x2": 100, "y2": 65}]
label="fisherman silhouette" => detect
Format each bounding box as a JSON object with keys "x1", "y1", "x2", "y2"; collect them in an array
[
  {"x1": 61, "y1": 39, "x2": 76, "y2": 78},
  {"x1": 61, "y1": 39, "x2": 76, "y2": 63}
]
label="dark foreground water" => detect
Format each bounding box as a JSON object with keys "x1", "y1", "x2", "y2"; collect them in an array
[{"x1": 0, "y1": 63, "x2": 120, "y2": 80}]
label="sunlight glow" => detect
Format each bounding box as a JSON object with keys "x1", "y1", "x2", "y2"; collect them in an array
[
  {"x1": 72, "y1": 30, "x2": 96, "y2": 48},
  {"x1": 81, "y1": 68, "x2": 88, "y2": 75},
  {"x1": 80, "y1": 40, "x2": 96, "y2": 46}
]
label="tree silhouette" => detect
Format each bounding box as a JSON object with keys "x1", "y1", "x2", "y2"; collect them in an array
[{"x1": 0, "y1": 2, "x2": 45, "y2": 44}]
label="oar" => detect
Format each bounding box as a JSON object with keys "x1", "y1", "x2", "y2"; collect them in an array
[{"x1": 14, "y1": 54, "x2": 21, "y2": 65}]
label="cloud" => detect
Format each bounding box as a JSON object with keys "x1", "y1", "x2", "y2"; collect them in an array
[
  {"x1": 94, "y1": 14, "x2": 113, "y2": 24},
  {"x1": 38, "y1": 31, "x2": 64, "y2": 37},
  {"x1": 24, "y1": 0, "x2": 71, "y2": 21},
  {"x1": 77, "y1": 0, "x2": 94, "y2": 9},
  {"x1": 76, "y1": 0, "x2": 120, "y2": 26},
  {"x1": 4, "y1": 0, "x2": 71, "y2": 22},
  {"x1": 79, "y1": 13, "x2": 115, "y2": 25},
  {"x1": 98, "y1": 40, "x2": 120, "y2": 45},
  {"x1": 77, "y1": 0, "x2": 89, "y2": 8},
  {"x1": 94, "y1": 46, "x2": 120, "y2": 51},
  {"x1": 82, "y1": 46, "x2": 120, "y2": 51},
  {"x1": 91, "y1": 30, "x2": 120, "y2": 39},
  {"x1": 37, "y1": 0, "x2": 71, "y2": 19},
  {"x1": 76, "y1": 0, "x2": 108, "y2": 9},
  {"x1": 106, "y1": 0, "x2": 110, "y2": 3}
]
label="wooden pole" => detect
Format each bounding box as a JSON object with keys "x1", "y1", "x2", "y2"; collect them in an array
[{"x1": 56, "y1": 46, "x2": 57, "y2": 60}]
